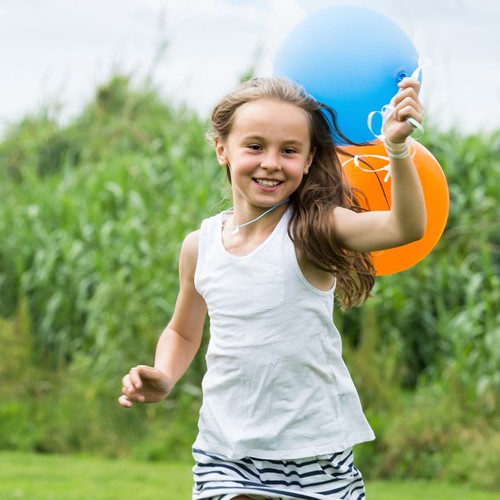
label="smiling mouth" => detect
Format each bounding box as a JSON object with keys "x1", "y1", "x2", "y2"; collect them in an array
[{"x1": 254, "y1": 178, "x2": 282, "y2": 187}]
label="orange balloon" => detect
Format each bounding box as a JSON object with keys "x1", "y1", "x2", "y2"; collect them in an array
[{"x1": 337, "y1": 140, "x2": 449, "y2": 275}]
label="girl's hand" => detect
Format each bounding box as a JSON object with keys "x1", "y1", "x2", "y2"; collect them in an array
[
  {"x1": 382, "y1": 78, "x2": 424, "y2": 144},
  {"x1": 118, "y1": 365, "x2": 172, "y2": 408}
]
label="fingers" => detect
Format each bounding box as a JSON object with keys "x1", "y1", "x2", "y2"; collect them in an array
[
  {"x1": 130, "y1": 366, "x2": 144, "y2": 389},
  {"x1": 390, "y1": 80, "x2": 424, "y2": 127},
  {"x1": 119, "y1": 366, "x2": 147, "y2": 407},
  {"x1": 397, "y1": 76, "x2": 420, "y2": 94},
  {"x1": 118, "y1": 394, "x2": 134, "y2": 408},
  {"x1": 121, "y1": 384, "x2": 146, "y2": 403},
  {"x1": 396, "y1": 100, "x2": 424, "y2": 124},
  {"x1": 393, "y1": 89, "x2": 422, "y2": 113}
]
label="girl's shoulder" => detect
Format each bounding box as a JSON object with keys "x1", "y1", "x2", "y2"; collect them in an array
[
  {"x1": 182, "y1": 229, "x2": 200, "y2": 250},
  {"x1": 180, "y1": 230, "x2": 200, "y2": 268}
]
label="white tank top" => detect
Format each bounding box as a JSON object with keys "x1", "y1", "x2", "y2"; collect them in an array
[{"x1": 193, "y1": 208, "x2": 374, "y2": 459}]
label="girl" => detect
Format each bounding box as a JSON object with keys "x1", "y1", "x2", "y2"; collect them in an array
[{"x1": 119, "y1": 77, "x2": 425, "y2": 499}]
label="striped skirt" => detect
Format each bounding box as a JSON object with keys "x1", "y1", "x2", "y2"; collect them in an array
[{"x1": 192, "y1": 447, "x2": 366, "y2": 499}]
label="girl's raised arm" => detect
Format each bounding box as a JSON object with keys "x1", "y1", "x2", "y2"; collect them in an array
[{"x1": 332, "y1": 78, "x2": 426, "y2": 253}]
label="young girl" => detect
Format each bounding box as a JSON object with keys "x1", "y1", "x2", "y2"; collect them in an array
[{"x1": 119, "y1": 77, "x2": 425, "y2": 499}]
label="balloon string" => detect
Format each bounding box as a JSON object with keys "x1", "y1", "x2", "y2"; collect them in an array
[
  {"x1": 410, "y1": 55, "x2": 433, "y2": 83},
  {"x1": 341, "y1": 140, "x2": 418, "y2": 183},
  {"x1": 367, "y1": 103, "x2": 425, "y2": 142}
]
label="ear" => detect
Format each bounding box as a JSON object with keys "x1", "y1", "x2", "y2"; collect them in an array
[
  {"x1": 214, "y1": 139, "x2": 228, "y2": 167},
  {"x1": 304, "y1": 147, "x2": 316, "y2": 175}
]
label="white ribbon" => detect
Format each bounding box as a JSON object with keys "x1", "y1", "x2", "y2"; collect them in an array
[{"x1": 341, "y1": 139, "x2": 418, "y2": 183}]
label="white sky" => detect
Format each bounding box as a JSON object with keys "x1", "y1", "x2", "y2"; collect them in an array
[{"x1": 0, "y1": 0, "x2": 499, "y2": 135}]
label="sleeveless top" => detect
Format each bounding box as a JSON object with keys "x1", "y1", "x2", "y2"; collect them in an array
[{"x1": 193, "y1": 208, "x2": 375, "y2": 460}]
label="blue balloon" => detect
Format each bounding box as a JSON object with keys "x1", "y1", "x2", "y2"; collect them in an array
[{"x1": 273, "y1": 6, "x2": 419, "y2": 144}]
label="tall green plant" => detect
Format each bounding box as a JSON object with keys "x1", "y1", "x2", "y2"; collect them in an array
[{"x1": 0, "y1": 74, "x2": 225, "y2": 370}]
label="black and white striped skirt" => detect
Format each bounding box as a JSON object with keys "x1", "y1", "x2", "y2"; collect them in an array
[{"x1": 192, "y1": 447, "x2": 365, "y2": 499}]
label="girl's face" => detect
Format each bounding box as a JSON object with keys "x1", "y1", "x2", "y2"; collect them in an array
[{"x1": 214, "y1": 98, "x2": 315, "y2": 212}]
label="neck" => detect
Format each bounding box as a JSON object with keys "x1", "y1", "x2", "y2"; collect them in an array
[{"x1": 223, "y1": 199, "x2": 290, "y2": 236}]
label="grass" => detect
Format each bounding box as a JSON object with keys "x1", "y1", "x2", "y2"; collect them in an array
[
  {"x1": 0, "y1": 452, "x2": 191, "y2": 499},
  {"x1": 367, "y1": 481, "x2": 499, "y2": 500},
  {"x1": 0, "y1": 452, "x2": 497, "y2": 499}
]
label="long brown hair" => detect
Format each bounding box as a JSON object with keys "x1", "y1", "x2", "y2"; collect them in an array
[{"x1": 209, "y1": 77, "x2": 375, "y2": 309}]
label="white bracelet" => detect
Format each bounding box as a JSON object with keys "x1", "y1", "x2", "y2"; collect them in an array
[
  {"x1": 384, "y1": 139, "x2": 409, "y2": 159},
  {"x1": 387, "y1": 149, "x2": 410, "y2": 159}
]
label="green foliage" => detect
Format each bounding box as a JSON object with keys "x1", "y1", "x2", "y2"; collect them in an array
[
  {"x1": 0, "y1": 73, "x2": 498, "y2": 491},
  {"x1": 0, "y1": 297, "x2": 38, "y2": 451},
  {"x1": 419, "y1": 130, "x2": 500, "y2": 407},
  {"x1": 0, "y1": 109, "x2": 78, "y2": 181},
  {"x1": 0, "y1": 73, "x2": 220, "y2": 459},
  {"x1": 0, "y1": 75, "x2": 223, "y2": 370}
]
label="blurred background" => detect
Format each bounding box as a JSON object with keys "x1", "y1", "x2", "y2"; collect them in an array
[{"x1": 0, "y1": 0, "x2": 499, "y2": 498}]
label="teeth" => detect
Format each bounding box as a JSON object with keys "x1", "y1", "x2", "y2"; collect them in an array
[{"x1": 256, "y1": 179, "x2": 280, "y2": 187}]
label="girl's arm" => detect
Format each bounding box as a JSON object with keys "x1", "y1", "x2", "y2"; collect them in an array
[
  {"x1": 333, "y1": 78, "x2": 427, "y2": 253},
  {"x1": 118, "y1": 231, "x2": 207, "y2": 408}
]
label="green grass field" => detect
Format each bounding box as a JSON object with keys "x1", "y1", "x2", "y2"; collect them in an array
[{"x1": 0, "y1": 452, "x2": 497, "y2": 499}]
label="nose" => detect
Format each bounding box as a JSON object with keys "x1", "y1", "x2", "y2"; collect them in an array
[{"x1": 261, "y1": 151, "x2": 281, "y2": 170}]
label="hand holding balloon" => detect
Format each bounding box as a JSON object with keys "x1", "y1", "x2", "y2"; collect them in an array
[{"x1": 382, "y1": 79, "x2": 424, "y2": 145}]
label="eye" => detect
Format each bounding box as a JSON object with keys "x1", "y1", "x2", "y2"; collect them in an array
[
  {"x1": 247, "y1": 144, "x2": 262, "y2": 151},
  {"x1": 283, "y1": 147, "x2": 297, "y2": 154}
]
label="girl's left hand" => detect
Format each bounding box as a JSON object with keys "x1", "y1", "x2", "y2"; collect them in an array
[{"x1": 382, "y1": 78, "x2": 424, "y2": 144}]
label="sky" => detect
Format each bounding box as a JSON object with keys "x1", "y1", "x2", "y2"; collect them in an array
[{"x1": 0, "y1": 0, "x2": 499, "y2": 136}]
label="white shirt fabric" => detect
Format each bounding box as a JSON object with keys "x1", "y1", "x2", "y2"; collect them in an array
[{"x1": 193, "y1": 208, "x2": 375, "y2": 460}]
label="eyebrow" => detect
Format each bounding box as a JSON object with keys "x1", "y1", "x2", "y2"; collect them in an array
[{"x1": 241, "y1": 135, "x2": 306, "y2": 147}]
